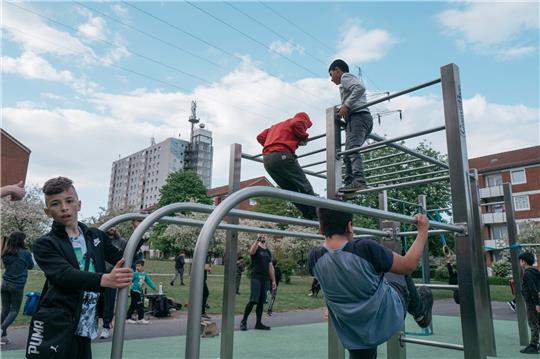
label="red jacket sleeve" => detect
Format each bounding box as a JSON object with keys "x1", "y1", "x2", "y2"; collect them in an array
[
  {"x1": 257, "y1": 128, "x2": 269, "y2": 146},
  {"x1": 291, "y1": 119, "x2": 309, "y2": 141}
]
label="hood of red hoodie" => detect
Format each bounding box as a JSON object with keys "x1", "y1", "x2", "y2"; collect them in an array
[{"x1": 293, "y1": 112, "x2": 312, "y2": 128}]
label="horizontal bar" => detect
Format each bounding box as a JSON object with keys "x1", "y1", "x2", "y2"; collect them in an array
[
  {"x1": 365, "y1": 158, "x2": 423, "y2": 173},
  {"x1": 426, "y1": 207, "x2": 451, "y2": 212},
  {"x1": 480, "y1": 201, "x2": 504, "y2": 206},
  {"x1": 339, "y1": 126, "x2": 446, "y2": 157},
  {"x1": 368, "y1": 169, "x2": 449, "y2": 186},
  {"x1": 366, "y1": 165, "x2": 437, "y2": 181},
  {"x1": 399, "y1": 229, "x2": 450, "y2": 237},
  {"x1": 400, "y1": 334, "x2": 464, "y2": 351},
  {"x1": 241, "y1": 153, "x2": 326, "y2": 179},
  {"x1": 387, "y1": 197, "x2": 420, "y2": 207},
  {"x1": 368, "y1": 132, "x2": 449, "y2": 170},
  {"x1": 301, "y1": 159, "x2": 326, "y2": 169},
  {"x1": 348, "y1": 175, "x2": 451, "y2": 195},
  {"x1": 364, "y1": 152, "x2": 407, "y2": 164},
  {"x1": 314, "y1": 170, "x2": 326, "y2": 175},
  {"x1": 223, "y1": 187, "x2": 465, "y2": 233},
  {"x1": 307, "y1": 133, "x2": 326, "y2": 142},
  {"x1": 414, "y1": 283, "x2": 459, "y2": 290},
  {"x1": 297, "y1": 147, "x2": 326, "y2": 159},
  {"x1": 355, "y1": 78, "x2": 442, "y2": 112}
]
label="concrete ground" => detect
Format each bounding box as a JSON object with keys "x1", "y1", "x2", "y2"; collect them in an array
[{"x1": 1, "y1": 300, "x2": 525, "y2": 358}]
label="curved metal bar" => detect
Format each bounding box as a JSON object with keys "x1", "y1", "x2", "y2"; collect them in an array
[
  {"x1": 414, "y1": 283, "x2": 459, "y2": 290},
  {"x1": 185, "y1": 186, "x2": 465, "y2": 358},
  {"x1": 241, "y1": 153, "x2": 327, "y2": 179}
]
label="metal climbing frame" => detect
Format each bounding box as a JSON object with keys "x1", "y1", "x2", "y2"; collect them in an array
[
  {"x1": 184, "y1": 186, "x2": 466, "y2": 359},
  {"x1": 105, "y1": 202, "x2": 392, "y2": 359}
]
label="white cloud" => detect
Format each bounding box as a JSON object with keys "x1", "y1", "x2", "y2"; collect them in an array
[
  {"x1": 78, "y1": 16, "x2": 107, "y2": 41},
  {"x1": 496, "y1": 46, "x2": 538, "y2": 61},
  {"x1": 269, "y1": 40, "x2": 304, "y2": 56},
  {"x1": 41, "y1": 92, "x2": 66, "y2": 101},
  {"x1": 2, "y1": 3, "x2": 96, "y2": 62},
  {"x1": 2, "y1": 52, "x2": 74, "y2": 82},
  {"x1": 334, "y1": 20, "x2": 395, "y2": 63},
  {"x1": 437, "y1": 3, "x2": 539, "y2": 59},
  {"x1": 111, "y1": 4, "x2": 130, "y2": 20}
]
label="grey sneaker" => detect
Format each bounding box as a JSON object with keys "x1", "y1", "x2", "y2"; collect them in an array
[{"x1": 414, "y1": 286, "x2": 433, "y2": 328}]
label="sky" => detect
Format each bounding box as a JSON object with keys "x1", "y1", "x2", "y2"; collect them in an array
[{"x1": 2, "y1": 1, "x2": 539, "y2": 219}]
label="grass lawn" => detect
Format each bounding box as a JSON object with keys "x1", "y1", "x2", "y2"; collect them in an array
[{"x1": 4, "y1": 259, "x2": 514, "y2": 327}]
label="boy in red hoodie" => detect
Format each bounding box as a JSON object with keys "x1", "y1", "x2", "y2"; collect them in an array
[{"x1": 256, "y1": 112, "x2": 317, "y2": 220}]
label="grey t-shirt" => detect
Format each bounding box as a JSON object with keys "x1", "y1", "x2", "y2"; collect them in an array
[{"x1": 308, "y1": 239, "x2": 404, "y2": 349}]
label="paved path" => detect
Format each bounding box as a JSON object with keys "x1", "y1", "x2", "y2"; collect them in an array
[{"x1": 0, "y1": 300, "x2": 517, "y2": 351}]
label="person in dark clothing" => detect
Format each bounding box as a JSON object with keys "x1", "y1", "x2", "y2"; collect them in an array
[
  {"x1": 240, "y1": 235, "x2": 276, "y2": 331},
  {"x1": 267, "y1": 259, "x2": 282, "y2": 316},
  {"x1": 201, "y1": 258, "x2": 212, "y2": 319},
  {"x1": 30, "y1": 177, "x2": 133, "y2": 359},
  {"x1": 256, "y1": 112, "x2": 318, "y2": 220},
  {"x1": 308, "y1": 278, "x2": 321, "y2": 297},
  {"x1": 446, "y1": 260, "x2": 460, "y2": 304},
  {"x1": 236, "y1": 255, "x2": 245, "y2": 295},
  {"x1": 100, "y1": 227, "x2": 128, "y2": 339},
  {"x1": 329, "y1": 59, "x2": 374, "y2": 193},
  {"x1": 170, "y1": 251, "x2": 186, "y2": 286},
  {"x1": 1, "y1": 231, "x2": 34, "y2": 345},
  {"x1": 518, "y1": 252, "x2": 540, "y2": 354}
]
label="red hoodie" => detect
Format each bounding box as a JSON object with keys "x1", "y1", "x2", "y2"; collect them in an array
[{"x1": 256, "y1": 112, "x2": 312, "y2": 155}]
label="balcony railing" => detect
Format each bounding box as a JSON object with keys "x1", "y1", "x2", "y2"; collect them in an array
[
  {"x1": 482, "y1": 212, "x2": 506, "y2": 224},
  {"x1": 479, "y1": 185, "x2": 503, "y2": 199}
]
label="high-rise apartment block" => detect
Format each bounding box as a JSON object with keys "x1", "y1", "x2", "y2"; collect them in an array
[{"x1": 108, "y1": 101, "x2": 213, "y2": 211}]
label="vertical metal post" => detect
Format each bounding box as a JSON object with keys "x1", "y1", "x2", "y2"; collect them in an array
[
  {"x1": 418, "y1": 195, "x2": 430, "y2": 284},
  {"x1": 325, "y1": 106, "x2": 345, "y2": 359},
  {"x1": 503, "y1": 182, "x2": 529, "y2": 346},
  {"x1": 441, "y1": 63, "x2": 485, "y2": 359},
  {"x1": 380, "y1": 193, "x2": 407, "y2": 359},
  {"x1": 220, "y1": 144, "x2": 242, "y2": 359},
  {"x1": 470, "y1": 169, "x2": 497, "y2": 355}
]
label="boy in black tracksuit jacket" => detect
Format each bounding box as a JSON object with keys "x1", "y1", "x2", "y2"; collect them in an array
[
  {"x1": 519, "y1": 251, "x2": 540, "y2": 354},
  {"x1": 29, "y1": 177, "x2": 133, "y2": 359}
]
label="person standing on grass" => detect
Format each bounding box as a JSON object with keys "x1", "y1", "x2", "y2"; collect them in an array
[
  {"x1": 240, "y1": 235, "x2": 276, "y2": 331},
  {"x1": 236, "y1": 255, "x2": 245, "y2": 295},
  {"x1": 1, "y1": 232, "x2": 34, "y2": 345},
  {"x1": 518, "y1": 252, "x2": 540, "y2": 354},
  {"x1": 170, "y1": 250, "x2": 186, "y2": 286}
]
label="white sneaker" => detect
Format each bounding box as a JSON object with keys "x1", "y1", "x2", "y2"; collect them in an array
[
  {"x1": 136, "y1": 319, "x2": 150, "y2": 325},
  {"x1": 100, "y1": 328, "x2": 110, "y2": 339},
  {"x1": 126, "y1": 319, "x2": 137, "y2": 324}
]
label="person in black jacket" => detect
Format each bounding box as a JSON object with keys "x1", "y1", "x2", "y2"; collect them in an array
[
  {"x1": 518, "y1": 251, "x2": 540, "y2": 354},
  {"x1": 170, "y1": 250, "x2": 186, "y2": 286},
  {"x1": 30, "y1": 177, "x2": 133, "y2": 359}
]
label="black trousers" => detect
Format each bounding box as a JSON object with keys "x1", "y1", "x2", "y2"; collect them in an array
[
  {"x1": 71, "y1": 335, "x2": 92, "y2": 359},
  {"x1": 263, "y1": 151, "x2": 317, "y2": 220},
  {"x1": 202, "y1": 280, "x2": 209, "y2": 314},
  {"x1": 127, "y1": 291, "x2": 144, "y2": 320},
  {"x1": 102, "y1": 287, "x2": 117, "y2": 329}
]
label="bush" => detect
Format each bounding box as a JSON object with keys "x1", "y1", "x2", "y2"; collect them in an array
[
  {"x1": 434, "y1": 265, "x2": 450, "y2": 281},
  {"x1": 488, "y1": 276, "x2": 511, "y2": 285},
  {"x1": 277, "y1": 257, "x2": 296, "y2": 284},
  {"x1": 492, "y1": 260, "x2": 512, "y2": 278}
]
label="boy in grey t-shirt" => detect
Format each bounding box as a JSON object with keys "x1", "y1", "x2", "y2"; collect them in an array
[{"x1": 309, "y1": 208, "x2": 433, "y2": 359}]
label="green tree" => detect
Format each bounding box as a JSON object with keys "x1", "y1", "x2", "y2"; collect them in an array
[
  {"x1": 0, "y1": 185, "x2": 50, "y2": 247},
  {"x1": 157, "y1": 171, "x2": 212, "y2": 207},
  {"x1": 252, "y1": 197, "x2": 301, "y2": 229},
  {"x1": 82, "y1": 206, "x2": 138, "y2": 241},
  {"x1": 150, "y1": 171, "x2": 212, "y2": 256}
]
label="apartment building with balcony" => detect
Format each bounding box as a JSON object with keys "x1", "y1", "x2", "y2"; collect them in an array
[{"x1": 469, "y1": 145, "x2": 540, "y2": 263}]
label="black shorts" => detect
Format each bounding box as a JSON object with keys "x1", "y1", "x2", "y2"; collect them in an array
[{"x1": 249, "y1": 277, "x2": 269, "y2": 304}]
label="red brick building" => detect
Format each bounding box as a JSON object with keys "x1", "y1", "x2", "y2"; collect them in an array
[
  {"x1": 469, "y1": 145, "x2": 540, "y2": 263},
  {"x1": 1, "y1": 129, "x2": 31, "y2": 187},
  {"x1": 207, "y1": 176, "x2": 273, "y2": 210}
]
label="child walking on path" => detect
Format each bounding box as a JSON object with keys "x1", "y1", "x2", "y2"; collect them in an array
[
  {"x1": 518, "y1": 252, "x2": 540, "y2": 354},
  {"x1": 126, "y1": 260, "x2": 156, "y2": 325}
]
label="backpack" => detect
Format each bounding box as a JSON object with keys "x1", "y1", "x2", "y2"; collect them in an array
[
  {"x1": 152, "y1": 295, "x2": 170, "y2": 317},
  {"x1": 23, "y1": 292, "x2": 41, "y2": 316}
]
